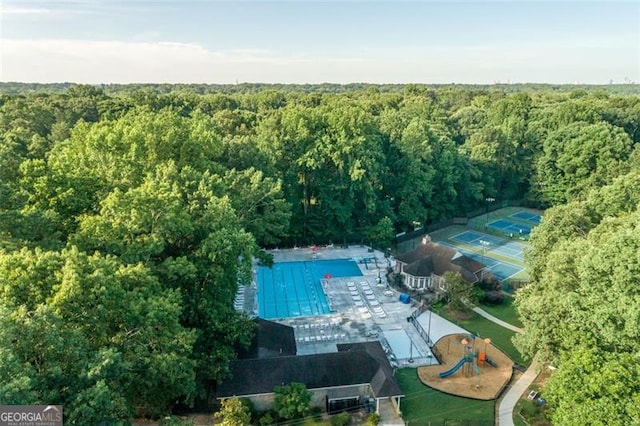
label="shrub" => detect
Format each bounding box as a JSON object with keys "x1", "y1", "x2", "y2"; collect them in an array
[
  {"x1": 159, "y1": 416, "x2": 194, "y2": 426},
  {"x1": 367, "y1": 413, "x2": 381, "y2": 425},
  {"x1": 330, "y1": 411, "x2": 351, "y2": 426},
  {"x1": 274, "y1": 382, "x2": 312, "y2": 420},
  {"x1": 258, "y1": 412, "x2": 274, "y2": 426},
  {"x1": 483, "y1": 290, "x2": 505, "y2": 305}
]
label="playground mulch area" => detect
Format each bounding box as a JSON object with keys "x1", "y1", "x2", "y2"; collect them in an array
[{"x1": 417, "y1": 333, "x2": 513, "y2": 400}]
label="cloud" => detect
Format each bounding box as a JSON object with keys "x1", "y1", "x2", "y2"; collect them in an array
[
  {"x1": 0, "y1": 6, "x2": 53, "y2": 15},
  {"x1": 1, "y1": 38, "x2": 637, "y2": 84}
]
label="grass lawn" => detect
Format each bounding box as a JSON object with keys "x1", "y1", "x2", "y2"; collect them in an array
[
  {"x1": 479, "y1": 297, "x2": 524, "y2": 329},
  {"x1": 433, "y1": 305, "x2": 528, "y2": 366},
  {"x1": 396, "y1": 368, "x2": 494, "y2": 425},
  {"x1": 512, "y1": 369, "x2": 553, "y2": 426}
]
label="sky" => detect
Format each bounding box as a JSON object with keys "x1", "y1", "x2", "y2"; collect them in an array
[{"x1": 0, "y1": 0, "x2": 638, "y2": 84}]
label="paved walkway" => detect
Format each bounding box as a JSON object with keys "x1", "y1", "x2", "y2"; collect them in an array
[
  {"x1": 472, "y1": 307, "x2": 523, "y2": 333},
  {"x1": 377, "y1": 398, "x2": 405, "y2": 425},
  {"x1": 497, "y1": 359, "x2": 540, "y2": 426},
  {"x1": 472, "y1": 307, "x2": 538, "y2": 426}
]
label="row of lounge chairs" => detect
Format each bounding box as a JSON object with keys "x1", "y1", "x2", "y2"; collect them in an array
[
  {"x1": 233, "y1": 285, "x2": 246, "y2": 310},
  {"x1": 297, "y1": 333, "x2": 347, "y2": 343},
  {"x1": 348, "y1": 281, "x2": 386, "y2": 319}
]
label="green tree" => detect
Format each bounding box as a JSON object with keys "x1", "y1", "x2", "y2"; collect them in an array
[
  {"x1": 544, "y1": 348, "x2": 640, "y2": 425},
  {"x1": 273, "y1": 382, "x2": 312, "y2": 420},
  {"x1": 70, "y1": 163, "x2": 256, "y2": 385},
  {"x1": 442, "y1": 272, "x2": 480, "y2": 313},
  {"x1": 516, "y1": 180, "x2": 640, "y2": 364},
  {"x1": 214, "y1": 397, "x2": 251, "y2": 426},
  {"x1": 0, "y1": 248, "x2": 196, "y2": 421},
  {"x1": 365, "y1": 216, "x2": 395, "y2": 250},
  {"x1": 532, "y1": 121, "x2": 633, "y2": 205},
  {"x1": 212, "y1": 168, "x2": 291, "y2": 246}
]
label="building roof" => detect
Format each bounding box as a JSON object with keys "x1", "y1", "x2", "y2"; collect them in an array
[
  {"x1": 238, "y1": 318, "x2": 297, "y2": 360},
  {"x1": 337, "y1": 342, "x2": 403, "y2": 398},
  {"x1": 451, "y1": 256, "x2": 485, "y2": 274},
  {"x1": 403, "y1": 257, "x2": 435, "y2": 277},
  {"x1": 217, "y1": 341, "x2": 403, "y2": 399},
  {"x1": 396, "y1": 242, "x2": 484, "y2": 284}
]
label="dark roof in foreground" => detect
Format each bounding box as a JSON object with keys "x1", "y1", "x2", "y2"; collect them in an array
[
  {"x1": 238, "y1": 318, "x2": 296, "y2": 359},
  {"x1": 336, "y1": 341, "x2": 402, "y2": 398},
  {"x1": 217, "y1": 341, "x2": 403, "y2": 399}
]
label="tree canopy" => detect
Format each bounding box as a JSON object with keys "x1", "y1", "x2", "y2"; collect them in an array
[
  {"x1": 515, "y1": 171, "x2": 640, "y2": 422},
  {"x1": 0, "y1": 84, "x2": 638, "y2": 422}
]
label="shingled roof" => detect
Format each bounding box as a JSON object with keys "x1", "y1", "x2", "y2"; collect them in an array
[
  {"x1": 238, "y1": 318, "x2": 297, "y2": 359},
  {"x1": 336, "y1": 342, "x2": 402, "y2": 398},
  {"x1": 396, "y1": 242, "x2": 484, "y2": 284},
  {"x1": 217, "y1": 341, "x2": 403, "y2": 399}
]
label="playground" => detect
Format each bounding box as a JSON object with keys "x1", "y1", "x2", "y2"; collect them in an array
[{"x1": 417, "y1": 333, "x2": 513, "y2": 400}]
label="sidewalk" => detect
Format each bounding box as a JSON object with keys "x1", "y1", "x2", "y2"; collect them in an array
[
  {"x1": 472, "y1": 307, "x2": 523, "y2": 333},
  {"x1": 472, "y1": 306, "x2": 538, "y2": 426},
  {"x1": 497, "y1": 359, "x2": 540, "y2": 426}
]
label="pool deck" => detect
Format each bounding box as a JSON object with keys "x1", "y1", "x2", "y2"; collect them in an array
[{"x1": 235, "y1": 245, "x2": 448, "y2": 367}]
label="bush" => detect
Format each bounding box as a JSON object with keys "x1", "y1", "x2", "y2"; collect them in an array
[
  {"x1": 274, "y1": 382, "x2": 312, "y2": 420},
  {"x1": 240, "y1": 398, "x2": 256, "y2": 422},
  {"x1": 477, "y1": 277, "x2": 501, "y2": 291},
  {"x1": 309, "y1": 406, "x2": 323, "y2": 415},
  {"x1": 159, "y1": 416, "x2": 194, "y2": 426},
  {"x1": 367, "y1": 413, "x2": 381, "y2": 425},
  {"x1": 258, "y1": 411, "x2": 274, "y2": 426},
  {"x1": 483, "y1": 290, "x2": 505, "y2": 305},
  {"x1": 330, "y1": 411, "x2": 351, "y2": 426}
]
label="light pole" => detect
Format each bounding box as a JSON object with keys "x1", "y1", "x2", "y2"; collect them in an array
[
  {"x1": 485, "y1": 197, "x2": 495, "y2": 228},
  {"x1": 427, "y1": 308, "x2": 432, "y2": 347},
  {"x1": 479, "y1": 240, "x2": 490, "y2": 280},
  {"x1": 411, "y1": 221, "x2": 421, "y2": 249}
]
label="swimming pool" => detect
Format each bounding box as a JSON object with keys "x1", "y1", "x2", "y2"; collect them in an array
[{"x1": 257, "y1": 259, "x2": 363, "y2": 319}]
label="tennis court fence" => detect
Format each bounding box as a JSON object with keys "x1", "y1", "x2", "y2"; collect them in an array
[{"x1": 505, "y1": 278, "x2": 530, "y2": 292}]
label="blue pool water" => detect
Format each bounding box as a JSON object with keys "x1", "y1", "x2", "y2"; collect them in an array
[{"x1": 257, "y1": 259, "x2": 363, "y2": 319}]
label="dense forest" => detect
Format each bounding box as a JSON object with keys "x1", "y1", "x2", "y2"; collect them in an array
[{"x1": 0, "y1": 83, "x2": 638, "y2": 424}]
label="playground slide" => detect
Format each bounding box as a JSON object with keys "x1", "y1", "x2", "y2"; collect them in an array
[{"x1": 438, "y1": 357, "x2": 467, "y2": 378}]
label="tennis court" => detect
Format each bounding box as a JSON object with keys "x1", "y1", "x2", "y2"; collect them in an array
[
  {"x1": 439, "y1": 241, "x2": 522, "y2": 281},
  {"x1": 257, "y1": 259, "x2": 363, "y2": 319},
  {"x1": 471, "y1": 254, "x2": 522, "y2": 281},
  {"x1": 510, "y1": 211, "x2": 542, "y2": 224},
  {"x1": 488, "y1": 219, "x2": 532, "y2": 236},
  {"x1": 451, "y1": 231, "x2": 524, "y2": 261}
]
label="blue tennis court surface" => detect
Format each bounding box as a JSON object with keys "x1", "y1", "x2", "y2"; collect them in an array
[
  {"x1": 440, "y1": 241, "x2": 523, "y2": 282},
  {"x1": 488, "y1": 219, "x2": 532, "y2": 236},
  {"x1": 451, "y1": 231, "x2": 524, "y2": 261},
  {"x1": 472, "y1": 254, "x2": 522, "y2": 282},
  {"x1": 511, "y1": 211, "x2": 542, "y2": 224},
  {"x1": 257, "y1": 259, "x2": 363, "y2": 319}
]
